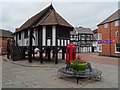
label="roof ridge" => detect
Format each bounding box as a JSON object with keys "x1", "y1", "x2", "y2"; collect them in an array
[
  {"x1": 55, "y1": 11, "x2": 73, "y2": 27},
  {"x1": 36, "y1": 9, "x2": 53, "y2": 26},
  {"x1": 17, "y1": 4, "x2": 53, "y2": 31},
  {"x1": 98, "y1": 9, "x2": 120, "y2": 26},
  {"x1": 102, "y1": 10, "x2": 117, "y2": 23},
  {"x1": 32, "y1": 5, "x2": 54, "y2": 26},
  {"x1": 53, "y1": 10, "x2": 59, "y2": 25},
  {"x1": 14, "y1": 4, "x2": 73, "y2": 34}
]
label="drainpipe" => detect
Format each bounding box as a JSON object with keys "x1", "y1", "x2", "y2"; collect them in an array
[{"x1": 109, "y1": 22, "x2": 112, "y2": 56}]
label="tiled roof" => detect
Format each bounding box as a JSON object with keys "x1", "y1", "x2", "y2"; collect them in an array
[
  {"x1": 73, "y1": 27, "x2": 93, "y2": 34},
  {"x1": 14, "y1": 4, "x2": 73, "y2": 34},
  {"x1": 0, "y1": 29, "x2": 13, "y2": 38},
  {"x1": 98, "y1": 9, "x2": 120, "y2": 26}
]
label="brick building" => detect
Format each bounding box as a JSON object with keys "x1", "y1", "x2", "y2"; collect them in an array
[
  {"x1": 0, "y1": 29, "x2": 13, "y2": 54},
  {"x1": 97, "y1": 9, "x2": 120, "y2": 57}
]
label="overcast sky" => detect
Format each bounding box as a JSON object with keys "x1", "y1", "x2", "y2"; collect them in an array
[{"x1": 0, "y1": 1, "x2": 119, "y2": 32}]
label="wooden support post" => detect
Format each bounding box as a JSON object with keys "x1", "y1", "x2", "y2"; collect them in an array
[
  {"x1": 45, "y1": 50, "x2": 47, "y2": 57},
  {"x1": 28, "y1": 29, "x2": 33, "y2": 63},
  {"x1": 32, "y1": 47, "x2": 35, "y2": 59},
  {"x1": 55, "y1": 50, "x2": 58, "y2": 64},
  {"x1": 22, "y1": 47, "x2": 25, "y2": 59},
  {"x1": 62, "y1": 48, "x2": 65, "y2": 60},
  {"x1": 40, "y1": 50, "x2": 43, "y2": 64},
  {"x1": 48, "y1": 49, "x2": 51, "y2": 61},
  {"x1": 52, "y1": 50, "x2": 55, "y2": 58}
]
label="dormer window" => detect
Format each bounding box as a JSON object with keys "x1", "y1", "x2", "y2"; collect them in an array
[{"x1": 104, "y1": 23, "x2": 108, "y2": 28}]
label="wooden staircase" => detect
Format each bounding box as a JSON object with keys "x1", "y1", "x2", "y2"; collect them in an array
[{"x1": 7, "y1": 39, "x2": 23, "y2": 61}]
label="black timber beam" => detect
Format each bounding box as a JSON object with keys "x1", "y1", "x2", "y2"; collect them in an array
[
  {"x1": 55, "y1": 52, "x2": 58, "y2": 64},
  {"x1": 22, "y1": 47, "x2": 25, "y2": 59},
  {"x1": 54, "y1": 48, "x2": 58, "y2": 64},
  {"x1": 47, "y1": 48, "x2": 51, "y2": 61},
  {"x1": 62, "y1": 48, "x2": 65, "y2": 60}
]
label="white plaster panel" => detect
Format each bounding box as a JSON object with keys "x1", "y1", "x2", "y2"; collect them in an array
[
  {"x1": 42, "y1": 26, "x2": 46, "y2": 46},
  {"x1": 52, "y1": 26, "x2": 56, "y2": 46}
]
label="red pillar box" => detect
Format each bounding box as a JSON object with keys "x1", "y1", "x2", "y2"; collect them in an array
[{"x1": 66, "y1": 44, "x2": 76, "y2": 64}]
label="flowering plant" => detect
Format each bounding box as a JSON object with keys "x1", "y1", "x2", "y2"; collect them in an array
[{"x1": 70, "y1": 55, "x2": 88, "y2": 73}]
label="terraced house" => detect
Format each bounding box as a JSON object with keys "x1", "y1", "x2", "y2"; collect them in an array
[{"x1": 97, "y1": 9, "x2": 120, "y2": 57}]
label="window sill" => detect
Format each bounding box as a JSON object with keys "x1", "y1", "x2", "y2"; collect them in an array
[
  {"x1": 115, "y1": 25, "x2": 119, "y2": 27},
  {"x1": 115, "y1": 52, "x2": 120, "y2": 54}
]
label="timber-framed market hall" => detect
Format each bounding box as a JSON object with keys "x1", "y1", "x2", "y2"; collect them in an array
[{"x1": 8, "y1": 4, "x2": 73, "y2": 64}]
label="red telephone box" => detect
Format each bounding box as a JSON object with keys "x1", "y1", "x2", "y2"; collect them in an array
[{"x1": 66, "y1": 44, "x2": 76, "y2": 64}]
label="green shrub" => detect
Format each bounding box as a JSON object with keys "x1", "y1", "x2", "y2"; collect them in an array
[{"x1": 70, "y1": 61, "x2": 88, "y2": 73}]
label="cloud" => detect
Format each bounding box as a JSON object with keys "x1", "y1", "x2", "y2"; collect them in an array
[
  {"x1": 54, "y1": 2, "x2": 118, "y2": 29},
  {"x1": 1, "y1": 2, "x2": 118, "y2": 32}
]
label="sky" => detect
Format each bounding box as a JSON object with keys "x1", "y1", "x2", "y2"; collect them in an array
[{"x1": 0, "y1": 0, "x2": 119, "y2": 32}]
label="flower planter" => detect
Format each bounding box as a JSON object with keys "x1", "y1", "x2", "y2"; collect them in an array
[{"x1": 70, "y1": 61, "x2": 88, "y2": 73}]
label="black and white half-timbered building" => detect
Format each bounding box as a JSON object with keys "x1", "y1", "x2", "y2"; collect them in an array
[
  {"x1": 70, "y1": 27, "x2": 96, "y2": 53},
  {"x1": 13, "y1": 4, "x2": 73, "y2": 64}
]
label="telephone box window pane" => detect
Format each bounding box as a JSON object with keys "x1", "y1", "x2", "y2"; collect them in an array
[
  {"x1": 67, "y1": 48, "x2": 70, "y2": 61},
  {"x1": 72, "y1": 47, "x2": 75, "y2": 60}
]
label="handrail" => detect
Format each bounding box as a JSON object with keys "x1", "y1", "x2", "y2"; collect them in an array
[
  {"x1": 7, "y1": 39, "x2": 23, "y2": 60},
  {"x1": 15, "y1": 42, "x2": 22, "y2": 55},
  {"x1": 7, "y1": 40, "x2": 14, "y2": 59}
]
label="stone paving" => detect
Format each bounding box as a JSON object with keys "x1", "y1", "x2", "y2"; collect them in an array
[{"x1": 1, "y1": 53, "x2": 119, "y2": 88}]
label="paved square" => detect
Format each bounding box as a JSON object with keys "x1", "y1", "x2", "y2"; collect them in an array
[{"x1": 1, "y1": 53, "x2": 119, "y2": 88}]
